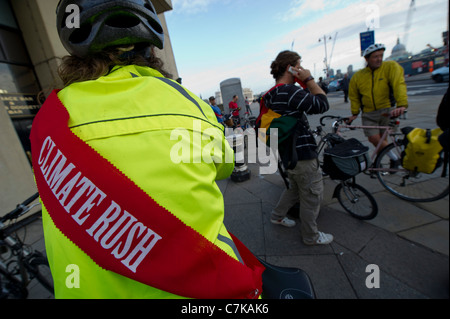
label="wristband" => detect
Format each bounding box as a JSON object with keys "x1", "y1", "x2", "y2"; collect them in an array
[{"x1": 304, "y1": 76, "x2": 314, "y2": 84}]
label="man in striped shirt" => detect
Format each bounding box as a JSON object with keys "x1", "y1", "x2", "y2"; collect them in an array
[{"x1": 265, "y1": 50, "x2": 333, "y2": 246}]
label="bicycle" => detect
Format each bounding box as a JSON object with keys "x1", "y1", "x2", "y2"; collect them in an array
[
  {"x1": 311, "y1": 124, "x2": 378, "y2": 220},
  {"x1": 318, "y1": 114, "x2": 449, "y2": 203},
  {"x1": 241, "y1": 112, "x2": 257, "y2": 131},
  {"x1": 0, "y1": 193, "x2": 54, "y2": 299},
  {"x1": 226, "y1": 112, "x2": 256, "y2": 131}
]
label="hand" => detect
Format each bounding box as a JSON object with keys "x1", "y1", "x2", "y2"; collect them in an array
[
  {"x1": 347, "y1": 115, "x2": 358, "y2": 124},
  {"x1": 289, "y1": 66, "x2": 312, "y2": 82},
  {"x1": 390, "y1": 107, "x2": 406, "y2": 118},
  {"x1": 296, "y1": 66, "x2": 313, "y2": 83}
]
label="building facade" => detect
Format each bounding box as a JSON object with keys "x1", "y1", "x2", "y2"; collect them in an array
[
  {"x1": 0, "y1": 0, "x2": 178, "y2": 210},
  {"x1": 386, "y1": 34, "x2": 448, "y2": 76}
]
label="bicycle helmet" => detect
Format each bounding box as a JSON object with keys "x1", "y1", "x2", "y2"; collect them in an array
[
  {"x1": 363, "y1": 43, "x2": 386, "y2": 58},
  {"x1": 56, "y1": 0, "x2": 164, "y2": 58}
]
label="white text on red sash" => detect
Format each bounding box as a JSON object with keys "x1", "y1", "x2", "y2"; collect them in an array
[{"x1": 38, "y1": 136, "x2": 162, "y2": 273}]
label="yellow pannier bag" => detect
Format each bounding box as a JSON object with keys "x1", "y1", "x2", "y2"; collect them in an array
[{"x1": 401, "y1": 127, "x2": 444, "y2": 174}]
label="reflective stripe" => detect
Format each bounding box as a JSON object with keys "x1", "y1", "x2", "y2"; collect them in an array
[
  {"x1": 154, "y1": 77, "x2": 207, "y2": 119},
  {"x1": 129, "y1": 71, "x2": 207, "y2": 119},
  {"x1": 217, "y1": 234, "x2": 244, "y2": 265}
]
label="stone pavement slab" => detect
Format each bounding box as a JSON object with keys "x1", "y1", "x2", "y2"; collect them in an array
[
  {"x1": 368, "y1": 192, "x2": 441, "y2": 232},
  {"x1": 221, "y1": 154, "x2": 449, "y2": 299},
  {"x1": 334, "y1": 243, "x2": 428, "y2": 299},
  {"x1": 357, "y1": 230, "x2": 449, "y2": 299},
  {"x1": 398, "y1": 220, "x2": 449, "y2": 256}
]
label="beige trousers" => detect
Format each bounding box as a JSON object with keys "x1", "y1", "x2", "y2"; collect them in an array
[{"x1": 271, "y1": 158, "x2": 324, "y2": 243}]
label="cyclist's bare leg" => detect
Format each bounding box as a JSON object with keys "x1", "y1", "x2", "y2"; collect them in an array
[
  {"x1": 368, "y1": 134, "x2": 388, "y2": 154},
  {"x1": 369, "y1": 134, "x2": 400, "y2": 163}
]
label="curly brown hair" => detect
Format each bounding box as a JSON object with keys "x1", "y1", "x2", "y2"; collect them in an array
[
  {"x1": 58, "y1": 45, "x2": 172, "y2": 87},
  {"x1": 270, "y1": 50, "x2": 301, "y2": 80}
]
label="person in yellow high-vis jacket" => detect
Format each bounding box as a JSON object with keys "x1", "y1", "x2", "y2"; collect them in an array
[
  {"x1": 348, "y1": 43, "x2": 408, "y2": 155},
  {"x1": 41, "y1": 0, "x2": 258, "y2": 299}
]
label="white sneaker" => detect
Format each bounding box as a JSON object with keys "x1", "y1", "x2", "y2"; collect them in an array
[
  {"x1": 270, "y1": 217, "x2": 296, "y2": 227},
  {"x1": 304, "y1": 231, "x2": 334, "y2": 245}
]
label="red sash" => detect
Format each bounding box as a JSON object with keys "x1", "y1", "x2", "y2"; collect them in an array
[{"x1": 31, "y1": 91, "x2": 264, "y2": 299}]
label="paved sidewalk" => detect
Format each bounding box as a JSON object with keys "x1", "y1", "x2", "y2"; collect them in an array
[
  {"x1": 219, "y1": 159, "x2": 448, "y2": 299},
  {"x1": 220, "y1": 94, "x2": 448, "y2": 299}
]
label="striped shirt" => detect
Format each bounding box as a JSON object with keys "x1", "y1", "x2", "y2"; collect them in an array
[{"x1": 263, "y1": 84, "x2": 329, "y2": 161}]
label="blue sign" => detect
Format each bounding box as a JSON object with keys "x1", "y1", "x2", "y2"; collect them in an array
[{"x1": 360, "y1": 31, "x2": 375, "y2": 56}]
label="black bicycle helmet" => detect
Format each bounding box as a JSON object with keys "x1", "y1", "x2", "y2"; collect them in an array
[{"x1": 56, "y1": 0, "x2": 164, "y2": 58}]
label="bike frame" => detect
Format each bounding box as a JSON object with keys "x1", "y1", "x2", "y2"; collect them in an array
[
  {"x1": 0, "y1": 231, "x2": 31, "y2": 298},
  {"x1": 318, "y1": 114, "x2": 449, "y2": 203},
  {"x1": 333, "y1": 122, "x2": 404, "y2": 173},
  {"x1": 1, "y1": 194, "x2": 53, "y2": 298}
]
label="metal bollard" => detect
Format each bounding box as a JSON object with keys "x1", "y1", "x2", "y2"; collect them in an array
[{"x1": 226, "y1": 133, "x2": 251, "y2": 182}]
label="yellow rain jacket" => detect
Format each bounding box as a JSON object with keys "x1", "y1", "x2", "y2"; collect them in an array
[
  {"x1": 349, "y1": 60, "x2": 408, "y2": 115},
  {"x1": 42, "y1": 65, "x2": 237, "y2": 298}
]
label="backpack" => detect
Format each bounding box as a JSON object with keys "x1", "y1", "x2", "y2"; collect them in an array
[
  {"x1": 401, "y1": 127, "x2": 444, "y2": 174},
  {"x1": 322, "y1": 138, "x2": 371, "y2": 180},
  {"x1": 256, "y1": 85, "x2": 299, "y2": 169}
]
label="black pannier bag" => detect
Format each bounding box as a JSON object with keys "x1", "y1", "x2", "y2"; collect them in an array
[{"x1": 322, "y1": 138, "x2": 371, "y2": 180}]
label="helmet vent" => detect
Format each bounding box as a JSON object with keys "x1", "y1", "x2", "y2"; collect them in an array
[
  {"x1": 105, "y1": 13, "x2": 141, "y2": 28},
  {"x1": 144, "y1": 3, "x2": 156, "y2": 14},
  {"x1": 69, "y1": 24, "x2": 92, "y2": 44},
  {"x1": 148, "y1": 18, "x2": 163, "y2": 34}
]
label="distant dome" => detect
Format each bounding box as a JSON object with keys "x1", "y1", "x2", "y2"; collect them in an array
[{"x1": 392, "y1": 38, "x2": 407, "y2": 56}]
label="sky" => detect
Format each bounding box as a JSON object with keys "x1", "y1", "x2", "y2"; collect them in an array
[{"x1": 165, "y1": 0, "x2": 449, "y2": 99}]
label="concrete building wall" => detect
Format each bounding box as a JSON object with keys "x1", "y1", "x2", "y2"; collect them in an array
[
  {"x1": 10, "y1": 0, "x2": 178, "y2": 91},
  {"x1": 0, "y1": 103, "x2": 37, "y2": 211},
  {"x1": 1, "y1": 0, "x2": 178, "y2": 212}
]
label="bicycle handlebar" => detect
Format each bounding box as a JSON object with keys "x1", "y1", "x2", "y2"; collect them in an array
[
  {"x1": 319, "y1": 115, "x2": 350, "y2": 127},
  {"x1": 0, "y1": 192, "x2": 40, "y2": 224},
  {"x1": 320, "y1": 111, "x2": 408, "y2": 127}
]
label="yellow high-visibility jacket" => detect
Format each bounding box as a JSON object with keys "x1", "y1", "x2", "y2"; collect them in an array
[
  {"x1": 349, "y1": 60, "x2": 408, "y2": 115},
  {"x1": 42, "y1": 65, "x2": 237, "y2": 298}
]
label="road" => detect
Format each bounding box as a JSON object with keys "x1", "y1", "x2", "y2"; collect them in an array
[
  {"x1": 405, "y1": 78, "x2": 448, "y2": 96},
  {"x1": 327, "y1": 76, "x2": 448, "y2": 100}
]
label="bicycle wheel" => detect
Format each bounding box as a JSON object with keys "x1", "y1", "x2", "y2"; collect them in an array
[
  {"x1": 375, "y1": 143, "x2": 449, "y2": 202},
  {"x1": 335, "y1": 181, "x2": 378, "y2": 220},
  {"x1": 0, "y1": 271, "x2": 28, "y2": 299}
]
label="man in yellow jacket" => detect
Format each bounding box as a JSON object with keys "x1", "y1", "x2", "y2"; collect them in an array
[{"x1": 348, "y1": 43, "x2": 408, "y2": 153}]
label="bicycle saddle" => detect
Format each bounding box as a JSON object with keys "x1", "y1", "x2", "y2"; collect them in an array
[{"x1": 258, "y1": 258, "x2": 315, "y2": 299}]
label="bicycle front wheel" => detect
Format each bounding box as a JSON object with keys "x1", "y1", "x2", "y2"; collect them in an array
[
  {"x1": 335, "y1": 181, "x2": 378, "y2": 220},
  {"x1": 375, "y1": 143, "x2": 449, "y2": 202}
]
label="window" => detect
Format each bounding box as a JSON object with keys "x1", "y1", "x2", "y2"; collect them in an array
[{"x1": 0, "y1": 0, "x2": 41, "y2": 157}]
